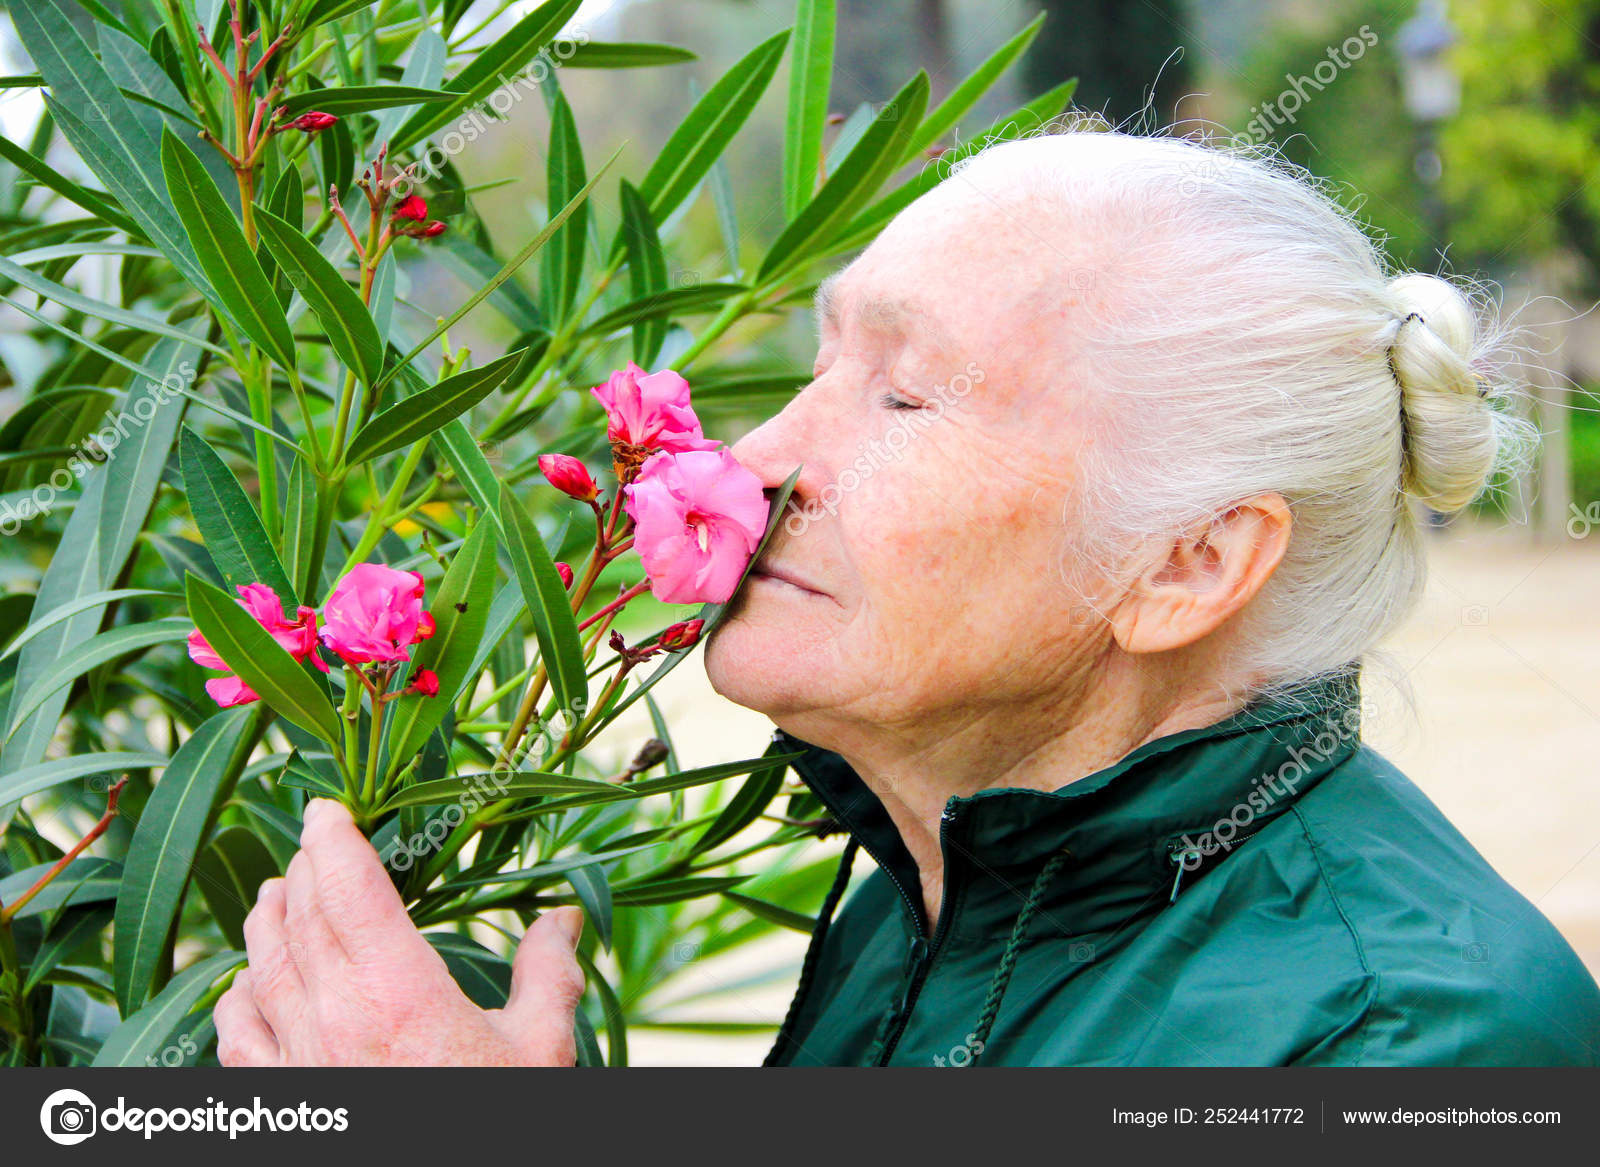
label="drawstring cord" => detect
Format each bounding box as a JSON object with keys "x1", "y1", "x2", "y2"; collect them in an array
[
  {"x1": 964, "y1": 848, "x2": 1073, "y2": 1067},
  {"x1": 764, "y1": 837, "x2": 858, "y2": 1066}
]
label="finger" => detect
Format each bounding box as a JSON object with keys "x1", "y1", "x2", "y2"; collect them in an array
[
  {"x1": 215, "y1": 972, "x2": 280, "y2": 1066},
  {"x1": 501, "y1": 907, "x2": 587, "y2": 1064},
  {"x1": 243, "y1": 877, "x2": 305, "y2": 1031},
  {"x1": 300, "y1": 799, "x2": 413, "y2": 959},
  {"x1": 284, "y1": 848, "x2": 346, "y2": 971}
]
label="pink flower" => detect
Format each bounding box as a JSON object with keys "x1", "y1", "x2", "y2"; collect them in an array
[
  {"x1": 539, "y1": 454, "x2": 599, "y2": 502},
  {"x1": 319, "y1": 564, "x2": 436, "y2": 664},
  {"x1": 623, "y1": 449, "x2": 768, "y2": 604},
  {"x1": 188, "y1": 583, "x2": 327, "y2": 707},
  {"x1": 591, "y1": 363, "x2": 721, "y2": 455}
]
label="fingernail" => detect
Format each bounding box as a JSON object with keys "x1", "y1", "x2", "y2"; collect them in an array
[
  {"x1": 303, "y1": 799, "x2": 326, "y2": 827},
  {"x1": 557, "y1": 906, "x2": 584, "y2": 946}
]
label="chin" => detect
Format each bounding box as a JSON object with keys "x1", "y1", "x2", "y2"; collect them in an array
[{"x1": 703, "y1": 612, "x2": 815, "y2": 717}]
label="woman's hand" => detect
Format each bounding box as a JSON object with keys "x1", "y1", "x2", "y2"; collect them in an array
[{"x1": 214, "y1": 798, "x2": 586, "y2": 1066}]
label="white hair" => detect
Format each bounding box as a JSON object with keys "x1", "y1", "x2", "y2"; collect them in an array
[{"x1": 947, "y1": 123, "x2": 1538, "y2": 708}]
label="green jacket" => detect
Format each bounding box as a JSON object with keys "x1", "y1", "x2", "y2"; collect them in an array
[{"x1": 765, "y1": 670, "x2": 1600, "y2": 1066}]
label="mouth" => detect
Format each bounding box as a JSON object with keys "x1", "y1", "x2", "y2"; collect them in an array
[{"x1": 748, "y1": 562, "x2": 828, "y2": 598}]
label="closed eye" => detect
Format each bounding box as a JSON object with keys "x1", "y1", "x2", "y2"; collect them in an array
[{"x1": 878, "y1": 393, "x2": 918, "y2": 411}]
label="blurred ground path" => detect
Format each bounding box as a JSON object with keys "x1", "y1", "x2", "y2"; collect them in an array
[{"x1": 596, "y1": 522, "x2": 1600, "y2": 1064}]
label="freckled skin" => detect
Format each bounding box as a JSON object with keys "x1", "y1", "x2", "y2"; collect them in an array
[{"x1": 703, "y1": 176, "x2": 1293, "y2": 922}]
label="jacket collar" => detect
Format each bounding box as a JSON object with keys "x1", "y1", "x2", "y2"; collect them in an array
[{"x1": 774, "y1": 667, "x2": 1364, "y2": 935}]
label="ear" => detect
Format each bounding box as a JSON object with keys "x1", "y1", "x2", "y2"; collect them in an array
[{"x1": 1109, "y1": 493, "x2": 1292, "y2": 655}]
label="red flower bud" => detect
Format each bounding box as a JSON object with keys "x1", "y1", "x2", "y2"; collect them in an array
[
  {"x1": 418, "y1": 220, "x2": 447, "y2": 237},
  {"x1": 405, "y1": 668, "x2": 440, "y2": 697},
  {"x1": 658, "y1": 619, "x2": 704, "y2": 652},
  {"x1": 556, "y1": 561, "x2": 574, "y2": 589},
  {"x1": 539, "y1": 454, "x2": 600, "y2": 503},
  {"x1": 392, "y1": 194, "x2": 427, "y2": 221},
  {"x1": 289, "y1": 111, "x2": 338, "y2": 133}
]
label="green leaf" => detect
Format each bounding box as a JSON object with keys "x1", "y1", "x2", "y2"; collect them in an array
[
  {"x1": 277, "y1": 85, "x2": 456, "y2": 117},
  {"x1": 283, "y1": 457, "x2": 320, "y2": 601},
  {"x1": 582, "y1": 282, "x2": 747, "y2": 339},
  {"x1": 618, "y1": 179, "x2": 667, "y2": 366},
  {"x1": 180, "y1": 427, "x2": 297, "y2": 602},
  {"x1": 255, "y1": 206, "x2": 383, "y2": 389},
  {"x1": 431, "y1": 418, "x2": 503, "y2": 528},
  {"x1": 0, "y1": 133, "x2": 139, "y2": 233},
  {"x1": 0, "y1": 751, "x2": 166, "y2": 807},
  {"x1": 279, "y1": 750, "x2": 344, "y2": 797},
  {"x1": 93, "y1": 949, "x2": 242, "y2": 1066},
  {"x1": 379, "y1": 770, "x2": 618, "y2": 812},
  {"x1": 900, "y1": 12, "x2": 1046, "y2": 161},
  {"x1": 567, "y1": 864, "x2": 613, "y2": 951},
  {"x1": 114, "y1": 705, "x2": 250, "y2": 1016},
  {"x1": 346, "y1": 348, "x2": 526, "y2": 467},
  {"x1": 5, "y1": 621, "x2": 192, "y2": 738},
  {"x1": 386, "y1": 518, "x2": 498, "y2": 770},
  {"x1": 428, "y1": 933, "x2": 511, "y2": 1009},
  {"x1": 758, "y1": 71, "x2": 930, "y2": 282},
  {"x1": 499, "y1": 482, "x2": 587, "y2": 723},
  {"x1": 630, "y1": 29, "x2": 790, "y2": 229},
  {"x1": 2, "y1": 590, "x2": 180, "y2": 662},
  {"x1": 186, "y1": 575, "x2": 342, "y2": 746},
  {"x1": 193, "y1": 827, "x2": 280, "y2": 950},
  {"x1": 160, "y1": 127, "x2": 296, "y2": 367},
  {"x1": 390, "y1": 0, "x2": 585, "y2": 153},
  {"x1": 721, "y1": 891, "x2": 816, "y2": 934},
  {"x1": 564, "y1": 42, "x2": 696, "y2": 68},
  {"x1": 23, "y1": 905, "x2": 114, "y2": 995},
  {"x1": 10, "y1": 0, "x2": 213, "y2": 297},
  {"x1": 539, "y1": 90, "x2": 587, "y2": 325},
  {"x1": 783, "y1": 0, "x2": 836, "y2": 220},
  {"x1": 612, "y1": 874, "x2": 748, "y2": 907},
  {"x1": 0, "y1": 254, "x2": 226, "y2": 354}
]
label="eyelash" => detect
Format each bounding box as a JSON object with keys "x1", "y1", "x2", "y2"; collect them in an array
[{"x1": 878, "y1": 393, "x2": 918, "y2": 411}]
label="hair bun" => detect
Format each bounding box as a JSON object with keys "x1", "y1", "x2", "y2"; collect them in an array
[{"x1": 1386, "y1": 273, "x2": 1497, "y2": 513}]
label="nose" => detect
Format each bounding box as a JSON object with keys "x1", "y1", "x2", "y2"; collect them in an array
[{"x1": 726, "y1": 390, "x2": 823, "y2": 501}]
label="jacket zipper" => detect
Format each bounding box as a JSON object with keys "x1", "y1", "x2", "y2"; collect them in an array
[{"x1": 872, "y1": 802, "x2": 964, "y2": 1065}]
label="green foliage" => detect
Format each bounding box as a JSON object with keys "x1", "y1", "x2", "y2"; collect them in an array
[{"x1": 0, "y1": 0, "x2": 1064, "y2": 1066}]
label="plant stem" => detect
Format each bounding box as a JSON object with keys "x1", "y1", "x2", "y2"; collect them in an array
[
  {"x1": 674, "y1": 288, "x2": 760, "y2": 371},
  {"x1": 0, "y1": 779, "x2": 128, "y2": 926}
]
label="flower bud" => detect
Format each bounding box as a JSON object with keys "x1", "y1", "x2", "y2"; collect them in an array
[
  {"x1": 556, "y1": 561, "x2": 574, "y2": 589},
  {"x1": 288, "y1": 111, "x2": 338, "y2": 133},
  {"x1": 405, "y1": 668, "x2": 440, "y2": 697},
  {"x1": 392, "y1": 194, "x2": 427, "y2": 221},
  {"x1": 539, "y1": 454, "x2": 600, "y2": 502},
  {"x1": 658, "y1": 619, "x2": 704, "y2": 652}
]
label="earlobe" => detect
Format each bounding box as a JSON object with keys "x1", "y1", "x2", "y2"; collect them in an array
[{"x1": 1110, "y1": 494, "x2": 1292, "y2": 655}]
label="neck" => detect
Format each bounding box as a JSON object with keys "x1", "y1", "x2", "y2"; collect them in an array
[{"x1": 815, "y1": 656, "x2": 1247, "y2": 926}]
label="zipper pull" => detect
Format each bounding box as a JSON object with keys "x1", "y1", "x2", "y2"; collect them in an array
[{"x1": 1168, "y1": 844, "x2": 1202, "y2": 903}]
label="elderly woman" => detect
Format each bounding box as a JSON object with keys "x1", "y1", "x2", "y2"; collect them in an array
[{"x1": 215, "y1": 128, "x2": 1600, "y2": 1067}]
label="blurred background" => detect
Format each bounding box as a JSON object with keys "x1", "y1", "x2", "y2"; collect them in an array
[{"x1": 2, "y1": 0, "x2": 1597, "y2": 1063}]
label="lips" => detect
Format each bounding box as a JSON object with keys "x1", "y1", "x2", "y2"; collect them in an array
[{"x1": 750, "y1": 562, "x2": 825, "y2": 597}]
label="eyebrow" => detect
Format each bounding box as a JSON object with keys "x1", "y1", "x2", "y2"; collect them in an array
[{"x1": 812, "y1": 270, "x2": 957, "y2": 354}]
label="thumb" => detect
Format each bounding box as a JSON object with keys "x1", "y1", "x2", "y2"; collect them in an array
[{"x1": 498, "y1": 906, "x2": 587, "y2": 1064}]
